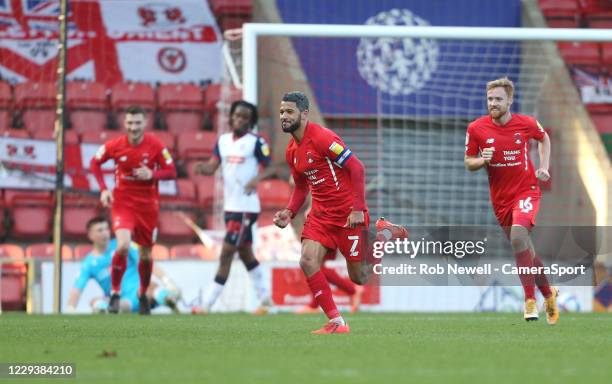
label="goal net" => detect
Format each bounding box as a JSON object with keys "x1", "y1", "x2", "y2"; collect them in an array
[{"x1": 240, "y1": 21, "x2": 610, "y2": 234}]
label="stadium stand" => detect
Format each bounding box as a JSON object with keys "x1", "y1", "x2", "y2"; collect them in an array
[
  {"x1": 177, "y1": 130, "x2": 217, "y2": 160},
  {"x1": 8, "y1": 192, "x2": 53, "y2": 241},
  {"x1": 0, "y1": 244, "x2": 27, "y2": 311},
  {"x1": 73, "y1": 244, "x2": 93, "y2": 261},
  {"x1": 152, "y1": 244, "x2": 170, "y2": 260},
  {"x1": 70, "y1": 111, "x2": 108, "y2": 134},
  {"x1": 257, "y1": 179, "x2": 292, "y2": 210},
  {"x1": 25, "y1": 243, "x2": 73, "y2": 261},
  {"x1": 158, "y1": 210, "x2": 197, "y2": 243},
  {"x1": 81, "y1": 130, "x2": 122, "y2": 144},
  {"x1": 170, "y1": 243, "x2": 217, "y2": 260}
]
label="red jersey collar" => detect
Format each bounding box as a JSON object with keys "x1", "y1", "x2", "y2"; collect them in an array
[{"x1": 489, "y1": 113, "x2": 514, "y2": 127}]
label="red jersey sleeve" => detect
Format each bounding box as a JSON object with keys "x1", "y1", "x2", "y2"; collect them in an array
[
  {"x1": 89, "y1": 140, "x2": 115, "y2": 191},
  {"x1": 285, "y1": 144, "x2": 308, "y2": 217},
  {"x1": 312, "y1": 127, "x2": 353, "y2": 167},
  {"x1": 465, "y1": 123, "x2": 480, "y2": 157},
  {"x1": 151, "y1": 138, "x2": 177, "y2": 180},
  {"x1": 528, "y1": 117, "x2": 546, "y2": 142}
]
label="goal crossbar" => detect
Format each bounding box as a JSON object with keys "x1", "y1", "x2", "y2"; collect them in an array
[{"x1": 242, "y1": 23, "x2": 612, "y2": 103}]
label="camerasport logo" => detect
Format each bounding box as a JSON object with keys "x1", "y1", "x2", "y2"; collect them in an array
[{"x1": 158, "y1": 47, "x2": 186, "y2": 73}]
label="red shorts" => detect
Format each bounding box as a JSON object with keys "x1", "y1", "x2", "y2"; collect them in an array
[
  {"x1": 494, "y1": 193, "x2": 540, "y2": 238},
  {"x1": 112, "y1": 201, "x2": 159, "y2": 247},
  {"x1": 302, "y1": 213, "x2": 370, "y2": 262}
]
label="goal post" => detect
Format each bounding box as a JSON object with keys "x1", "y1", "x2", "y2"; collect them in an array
[{"x1": 241, "y1": 23, "x2": 612, "y2": 233}]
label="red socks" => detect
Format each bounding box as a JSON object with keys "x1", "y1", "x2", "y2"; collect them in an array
[
  {"x1": 306, "y1": 270, "x2": 340, "y2": 320},
  {"x1": 533, "y1": 255, "x2": 552, "y2": 298},
  {"x1": 138, "y1": 258, "x2": 153, "y2": 297},
  {"x1": 307, "y1": 267, "x2": 357, "y2": 308},
  {"x1": 514, "y1": 249, "x2": 536, "y2": 300},
  {"x1": 111, "y1": 251, "x2": 127, "y2": 293},
  {"x1": 322, "y1": 266, "x2": 356, "y2": 295}
]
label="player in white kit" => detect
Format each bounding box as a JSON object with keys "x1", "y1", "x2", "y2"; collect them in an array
[{"x1": 193, "y1": 100, "x2": 276, "y2": 313}]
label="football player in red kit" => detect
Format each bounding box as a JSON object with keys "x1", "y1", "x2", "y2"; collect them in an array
[
  {"x1": 274, "y1": 92, "x2": 370, "y2": 334},
  {"x1": 464, "y1": 78, "x2": 559, "y2": 324},
  {"x1": 90, "y1": 105, "x2": 177, "y2": 315}
]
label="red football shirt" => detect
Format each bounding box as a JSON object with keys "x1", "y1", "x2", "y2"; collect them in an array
[
  {"x1": 91, "y1": 133, "x2": 174, "y2": 204},
  {"x1": 286, "y1": 122, "x2": 366, "y2": 227},
  {"x1": 465, "y1": 113, "x2": 545, "y2": 207}
]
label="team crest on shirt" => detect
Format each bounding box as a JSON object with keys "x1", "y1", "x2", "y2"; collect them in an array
[
  {"x1": 514, "y1": 133, "x2": 522, "y2": 144},
  {"x1": 306, "y1": 151, "x2": 314, "y2": 164},
  {"x1": 119, "y1": 155, "x2": 127, "y2": 162},
  {"x1": 486, "y1": 138, "x2": 495, "y2": 144}
]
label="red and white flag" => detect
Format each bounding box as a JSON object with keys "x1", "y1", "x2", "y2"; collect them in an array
[{"x1": 0, "y1": 0, "x2": 222, "y2": 85}]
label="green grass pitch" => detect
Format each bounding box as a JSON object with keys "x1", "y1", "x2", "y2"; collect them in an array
[{"x1": 0, "y1": 312, "x2": 610, "y2": 384}]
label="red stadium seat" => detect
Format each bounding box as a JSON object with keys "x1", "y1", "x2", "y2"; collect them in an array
[
  {"x1": 257, "y1": 210, "x2": 277, "y2": 227},
  {"x1": 160, "y1": 179, "x2": 197, "y2": 209},
  {"x1": 204, "y1": 214, "x2": 226, "y2": 230},
  {"x1": 70, "y1": 110, "x2": 108, "y2": 133},
  {"x1": 73, "y1": 244, "x2": 93, "y2": 260},
  {"x1": 157, "y1": 210, "x2": 196, "y2": 243},
  {"x1": 154, "y1": 130, "x2": 176, "y2": 154},
  {"x1": 117, "y1": 111, "x2": 154, "y2": 131},
  {"x1": 1, "y1": 128, "x2": 29, "y2": 138},
  {"x1": 546, "y1": 18, "x2": 580, "y2": 27},
  {"x1": 22, "y1": 109, "x2": 56, "y2": 133},
  {"x1": 209, "y1": 0, "x2": 252, "y2": 16},
  {"x1": 63, "y1": 206, "x2": 99, "y2": 241},
  {"x1": 10, "y1": 202, "x2": 52, "y2": 240},
  {"x1": 32, "y1": 129, "x2": 79, "y2": 145},
  {"x1": 170, "y1": 243, "x2": 216, "y2": 260},
  {"x1": 195, "y1": 176, "x2": 216, "y2": 209},
  {"x1": 165, "y1": 111, "x2": 203, "y2": 134},
  {"x1": 152, "y1": 244, "x2": 170, "y2": 260},
  {"x1": 25, "y1": 243, "x2": 73, "y2": 261},
  {"x1": 4, "y1": 190, "x2": 51, "y2": 205},
  {"x1": 177, "y1": 131, "x2": 217, "y2": 160},
  {"x1": 539, "y1": 0, "x2": 579, "y2": 17},
  {"x1": 600, "y1": 42, "x2": 612, "y2": 66},
  {"x1": 111, "y1": 82, "x2": 155, "y2": 111},
  {"x1": 257, "y1": 179, "x2": 291, "y2": 209},
  {"x1": 0, "y1": 244, "x2": 27, "y2": 311},
  {"x1": 0, "y1": 110, "x2": 13, "y2": 131},
  {"x1": 157, "y1": 83, "x2": 203, "y2": 110},
  {"x1": 0, "y1": 81, "x2": 11, "y2": 108},
  {"x1": 557, "y1": 42, "x2": 601, "y2": 67},
  {"x1": 0, "y1": 244, "x2": 24, "y2": 259},
  {"x1": 590, "y1": 113, "x2": 612, "y2": 134},
  {"x1": 586, "y1": 103, "x2": 612, "y2": 113},
  {"x1": 203, "y1": 84, "x2": 242, "y2": 117},
  {"x1": 81, "y1": 130, "x2": 122, "y2": 144},
  {"x1": 66, "y1": 81, "x2": 107, "y2": 109},
  {"x1": 14, "y1": 82, "x2": 55, "y2": 108}
]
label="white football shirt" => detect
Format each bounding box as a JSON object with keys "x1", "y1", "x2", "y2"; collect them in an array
[{"x1": 214, "y1": 132, "x2": 271, "y2": 213}]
